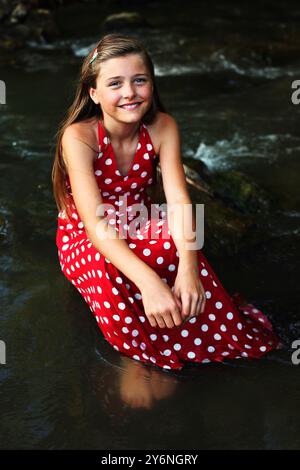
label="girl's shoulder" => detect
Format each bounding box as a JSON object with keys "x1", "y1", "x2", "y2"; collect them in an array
[
  {"x1": 64, "y1": 116, "x2": 98, "y2": 145},
  {"x1": 146, "y1": 111, "x2": 176, "y2": 155},
  {"x1": 62, "y1": 117, "x2": 99, "y2": 164}
]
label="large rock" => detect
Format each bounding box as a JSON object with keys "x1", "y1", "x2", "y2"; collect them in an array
[
  {"x1": 103, "y1": 11, "x2": 151, "y2": 31},
  {"x1": 207, "y1": 169, "x2": 276, "y2": 214}
]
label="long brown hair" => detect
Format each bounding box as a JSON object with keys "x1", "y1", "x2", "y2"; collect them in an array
[{"x1": 51, "y1": 33, "x2": 167, "y2": 221}]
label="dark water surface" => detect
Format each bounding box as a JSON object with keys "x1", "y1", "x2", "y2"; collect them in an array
[{"x1": 0, "y1": 0, "x2": 299, "y2": 450}]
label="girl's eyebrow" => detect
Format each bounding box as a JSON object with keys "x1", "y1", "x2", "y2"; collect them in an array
[{"x1": 105, "y1": 73, "x2": 149, "y2": 82}]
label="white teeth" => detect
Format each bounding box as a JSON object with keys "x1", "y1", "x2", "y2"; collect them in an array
[{"x1": 121, "y1": 103, "x2": 140, "y2": 109}]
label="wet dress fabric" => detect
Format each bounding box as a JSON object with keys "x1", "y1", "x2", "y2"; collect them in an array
[{"x1": 56, "y1": 119, "x2": 283, "y2": 371}]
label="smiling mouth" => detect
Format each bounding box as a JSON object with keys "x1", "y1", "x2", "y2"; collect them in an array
[{"x1": 119, "y1": 102, "x2": 142, "y2": 109}]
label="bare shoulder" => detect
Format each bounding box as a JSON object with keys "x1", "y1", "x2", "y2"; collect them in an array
[
  {"x1": 61, "y1": 117, "x2": 99, "y2": 165},
  {"x1": 146, "y1": 112, "x2": 179, "y2": 154}
]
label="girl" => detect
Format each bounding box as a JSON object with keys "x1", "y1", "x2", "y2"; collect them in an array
[{"x1": 52, "y1": 33, "x2": 283, "y2": 373}]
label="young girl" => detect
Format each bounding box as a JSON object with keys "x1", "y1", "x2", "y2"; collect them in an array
[{"x1": 52, "y1": 33, "x2": 283, "y2": 373}]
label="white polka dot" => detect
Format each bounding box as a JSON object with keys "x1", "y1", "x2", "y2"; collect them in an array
[
  {"x1": 201, "y1": 269, "x2": 208, "y2": 276},
  {"x1": 187, "y1": 351, "x2": 196, "y2": 359},
  {"x1": 150, "y1": 334, "x2": 157, "y2": 341},
  {"x1": 201, "y1": 324, "x2": 209, "y2": 332},
  {"x1": 181, "y1": 329, "x2": 189, "y2": 337},
  {"x1": 260, "y1": 346, "x2": 267, "y2": 352},
  {"x1": 118, "y1": 302, "x2": 126, "y2": 310},
  {"x1": 208, "y1": 346, "x2": 215, "y2": 353},
  {"x1": 143, "y1": 248, "x2": 151, "y2": 256},
  {"x1": 125, "y1": 316, "x2": 133, "y2": 324},
  {"x1": 168, "y1": 264, "x2": 176, "y2": 272},
  {"x1": 163, "y1": 349, "x2": 171, "y2": 356},
  {"x1": 173, "y1": 343, "x2": 181, "y2": 351},
  {"x1": 129, "y1": 243, "x2": 136, "y2": 249},
  {"x1": 208, "y1": 314, "x2": 216, "y2": 321},
  {"x1": 156, "y1": 256, "x2": 164, "y2": 264},
  {"x1": 104, "y1": 301, "x2": 110, "y2": 308},
  {"x1": 227, "y1": 312, "x2": 234, "y2": 320},
  {"x1": 220, "y1": 324, "x2": 227, "y2": 332},
  {"x1": 132, "y1": 330, "x2": 139, "y2": 337},
  {"x1": 163, "y1": 242, "x2": 171, "y2": 249},
  {"x1": 205, "y1": 291, "x2": 212, "y2": 299},
  {"x1": 214, "y1": 333, "x2": 222, "y2": 341},
  {"x1": 112, "y1": 314, "x2": 120, "y2": 321},
  {"x1": 215, "y1": 302, "x2": 223, "y2": 309},
  {"x1": 194, "y1": 338, "x2": 202, "y2": 346}
]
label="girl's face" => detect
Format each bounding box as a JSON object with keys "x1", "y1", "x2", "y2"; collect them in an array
[{"x1": 90, "y1": 53, "x2": 153, "y2": 124}]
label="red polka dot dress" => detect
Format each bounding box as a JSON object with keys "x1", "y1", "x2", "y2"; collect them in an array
[{"x1": 56, "y1": 118, "x2": 283, "y2": 371}]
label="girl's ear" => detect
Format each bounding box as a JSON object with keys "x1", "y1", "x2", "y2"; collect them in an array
[{"x1": 89, "y1": 87, "x2": 98, "y2": 104}]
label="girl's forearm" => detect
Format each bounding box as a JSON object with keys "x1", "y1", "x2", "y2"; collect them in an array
[
  {"x1": 167, "y1": 198, "x2": 199, "y2": 269},
  {"x1": 86, "y1": 219, "x2": 160, "y2": 291}
]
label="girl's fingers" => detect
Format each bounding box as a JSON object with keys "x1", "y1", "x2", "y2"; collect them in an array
[
  {"x1": 190, "y1": 296, "x2": 198, "y2": 318},
  {"x1": 155, "y1": 314, "x2": 167, "y2": 329},
  {"x1": 200, "y1": 293, "x2": 206, "y2": 313},
  {"x1": 181, "y1": 294, "x2": 191, "y2": 319}
]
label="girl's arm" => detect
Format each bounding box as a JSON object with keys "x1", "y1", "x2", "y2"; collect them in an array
[
  {"x1": 61, "y1": 126, "x2": 160, "y2": 291},
  {"x1": 158, "y1": 114, "x2": 199, "y2": 270}
]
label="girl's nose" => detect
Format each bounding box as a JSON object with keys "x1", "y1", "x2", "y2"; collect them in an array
[{"x1": 123, "y1": 83, "x2": 136, "y2": 98}]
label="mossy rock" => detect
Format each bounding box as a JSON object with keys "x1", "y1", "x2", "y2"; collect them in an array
[{"x1": 207, "y1": 169, "x2": 276, "y2": 215}]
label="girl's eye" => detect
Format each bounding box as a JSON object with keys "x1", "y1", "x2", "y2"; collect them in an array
[{"x1": 109, "y1": 78, "x2": 146, "y2": 87}]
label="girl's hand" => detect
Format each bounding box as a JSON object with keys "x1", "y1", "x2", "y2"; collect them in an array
[
  {"x1": 172, "y1": 264, "x2": 206, "y2": 322},
  {"x1": 140, "y1": 276, "x2": 183, "y2": 329}
]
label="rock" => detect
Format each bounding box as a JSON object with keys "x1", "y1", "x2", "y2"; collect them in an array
[
  {"x1": 0, "y1": 7, "x2": 9, "y2": 22},
  {"x1": 207, "y1": 169, "x2": 276, "y2": 214},
  {"x1": 182, "y1": 156, "x2": 211, "y2": 180},
  {"x1": 147, "y1": 162, "x2": 265, "y2": 256},
  {"x1": 182, "y1": 165, "x2": 213, "y2": 196},
  {"x1": 10, "y1": 2, "x2": 29, "y2": 24},
  {"x1": 0, "y1": 36, "x2": 24, "y2": 50},
  {"x1": 27, "y1": 8, "x2": 59, "y2": 42},
  {"x1": 103, "y1": 11, "x2": 150, "y2": 31},
  {"x1": 187, "y1": 183, "x2": 259, "y2": 256}
]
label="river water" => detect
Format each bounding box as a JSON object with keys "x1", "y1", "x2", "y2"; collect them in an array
[{"x1": 0, "y1": 0, "x2": 299, "y2": 450}]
